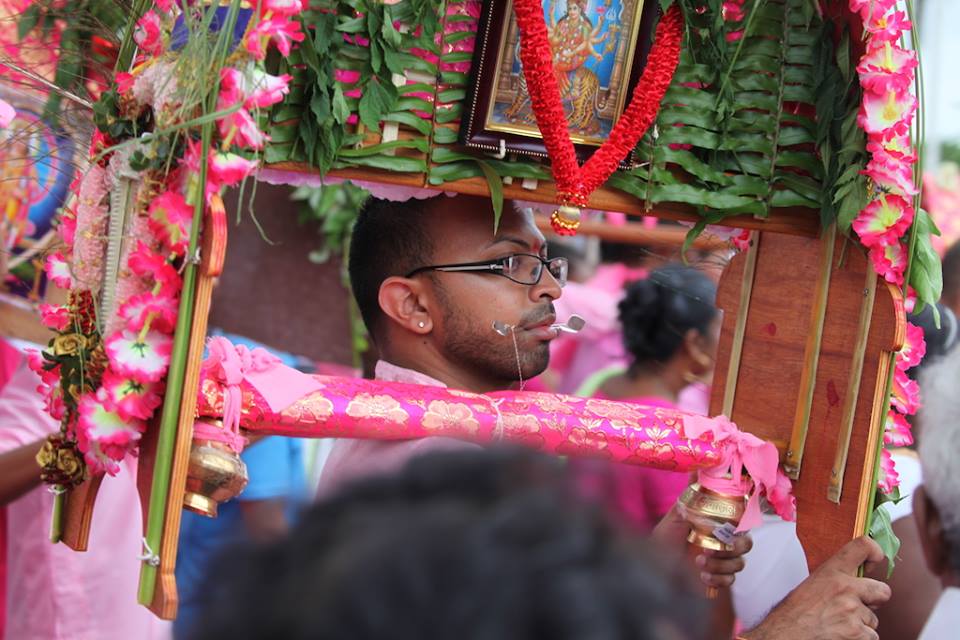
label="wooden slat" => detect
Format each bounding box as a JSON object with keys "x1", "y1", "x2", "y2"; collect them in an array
[
  {"x1": 142, "y1": 199, "x2": 228, "y2": 619},
  {"x1": 59, "y1": 474, "x2": 104, "y2": 550},
  {"x1": 827, "y1": 270, "x2": 877, "y2": 502},
  {"x1": 784, "y1": 225, "x2": 837, "y2": 479},
  {"x1": 722, "y1": 234, "x2": 759, "y2": 417},
  {"x1": 710, "y1": 232, "x2": 903, "y2": 570}
]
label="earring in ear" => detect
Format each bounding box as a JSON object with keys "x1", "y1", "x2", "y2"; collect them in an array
[
  {"x1": 418, "y1": 321, "x2": 426, "y2": 329},
  {"x1": 682, "y1": 370, "x2": 701, "y2": 384}
]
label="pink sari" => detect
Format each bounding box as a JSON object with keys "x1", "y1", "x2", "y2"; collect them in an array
[{"x1": 573, "y1": 395, "x2": 691, "y2": 532}]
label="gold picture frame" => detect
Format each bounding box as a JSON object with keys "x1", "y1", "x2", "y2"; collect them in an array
[{"x1": 461, "y1": 0, "x2": 659, "y2": 161}]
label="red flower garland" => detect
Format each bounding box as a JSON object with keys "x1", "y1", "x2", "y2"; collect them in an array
[{"x1": 513, "y1": 1, "x2": 683, "y2": 232}]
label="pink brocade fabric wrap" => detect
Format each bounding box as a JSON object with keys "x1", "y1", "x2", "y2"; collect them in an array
[
  {"x1": 195, "y1": 374, "x2": 725, "y2": 472},
  {"x1": 193, "y1": 340, "x2": 796, "y2": 532}
]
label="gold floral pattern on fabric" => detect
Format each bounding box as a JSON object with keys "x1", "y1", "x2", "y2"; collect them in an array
[
  {"x1": 280, "y1": 394, "x2": 335, "y2": 424},
  {"x1": 560, "y1": 426, "x2": 611, "y2": 458},
  {"x1": 499, "y1": 413, "x2": 544, "y2": 447},
  {"x1": 529, "y1": 393, "x2": 577, "y2": 414},
  {"x1": 345, "y1": 394, "x2": 409, "y2": 425},
  {"x1": 422, "y1": 400, "x2": 480, "y2": 436},
  {"x1": 194, "y1": 372, "x2": 737, "y2": 473},
  {"x1": 584, "y1": 398, "x2": 642, "y2": 422}
]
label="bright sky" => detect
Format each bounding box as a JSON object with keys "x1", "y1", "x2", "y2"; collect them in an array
[{"x1": 919, "y1": 0, "x2": 960, "y2": 166}]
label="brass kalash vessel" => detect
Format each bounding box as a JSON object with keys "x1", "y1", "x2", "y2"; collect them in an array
[
  {"x1": 183, "y1": 419, "x2": 249, "y2": 517},
  {"x1": 678, "y1": 482, "x2": 747, "y2": 598}
]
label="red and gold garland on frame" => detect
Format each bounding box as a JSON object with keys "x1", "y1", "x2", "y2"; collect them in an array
[{"x1": 512, "y1": 1, "x2": 684, "y2": 234}]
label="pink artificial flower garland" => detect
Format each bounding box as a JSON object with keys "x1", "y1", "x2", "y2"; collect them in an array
[
  {"x1": 849, "y1": 0, "x2": 924, "y2": 494},
  {"x1": 38, "y1": 3, "x2": 300, "y2": 474}
]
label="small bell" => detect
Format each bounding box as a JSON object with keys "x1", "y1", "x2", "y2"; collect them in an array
[{"x1": 550, "y1": 205, "x2": 581, "y2": 236}]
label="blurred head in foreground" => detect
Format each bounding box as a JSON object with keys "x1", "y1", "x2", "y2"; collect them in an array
[{"x1": 191, "y1": 448, "x2": 708, "y2": 640}]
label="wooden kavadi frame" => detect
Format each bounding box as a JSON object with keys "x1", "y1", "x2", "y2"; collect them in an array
[{"x1": 52, "y1": 0, "x2": 908, "y2": 618}]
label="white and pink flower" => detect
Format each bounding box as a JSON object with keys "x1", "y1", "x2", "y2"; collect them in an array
[
  {"x1": 217, "y1": 104, "x2": 267, "y2": 150},
  {"x1": 38, "y1": 303, "x2": 71, "y2": 331},
  {"x1": 221, "y1": 66, "x2": 291, "y2": 110},
  {"x1": 877, "y1": 447, "x2": 900, "y2": 493},
  {"x1": 118, "y1": 291, "x2": 179, "y2": 334},
  {"x1": 866, "y1": 133, "x2": 917, "y2": 166},
  {"x1": 77, "y1": 392, "x2": 145, "y2": 474},
  {"x1": 181, "y1": 140, "x2": 258, "y2": 198},
  {"x1": 127, "y1": 241, "x2": 181, "y2": 296},
  {"x1": 209, "y1": 151, "x2": 259, "y2": 187},
  {"x1": 44, "y1": 251, "x2": 74, "y2": 289},
  {"x1": 105, "y1": 328, "x2": 173, "y2": 383},
  {"x1": 257, "y1": 0, "x2": 303, "y2": 16},
  {"x1": 852, "y1": 194, "x2": 914, "y2": 248},
  {"x1": 134, "y1": 10, "x2": 164, "y2": 58},
  {"x1": 27, "y1": 349, "x2": 61, "y2": 391},
  {"x1": 850, "y1": 0, "x2": 896, "y2": 22},
  {"x1": 858, "y1": 88, "x2": 917, "y2": 138},
  {"x1": 100, "y1": 370, "x2": 163, "y2": 421},
  {"x1": 883, "y1": 410, "x2": 914, "y2": 447},
  {"x1": 891, "y1": 368, "x2": 920, "y2": 416},
  {"x1": 863, "y1": 9, "x2": 911, "y2": 42},
  {"x1": 868, "y1": 241, "x2": 907, "y2": 286},
  {"x1": 148, "y1": 190, "x2": 193, "y2": 255},
  {"x1": 896, "y1": 322, "x2": 926, "y2": 371},
  {"x1": 245, "y1": 15, "x2": 304, "y2": 60},
  {"x1": 856, "y1": 42, "x2": 917, "y2": 95}
]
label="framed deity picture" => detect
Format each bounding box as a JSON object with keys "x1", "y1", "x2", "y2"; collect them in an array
[{"x1": 460, "y1": 0, "x2": 661, "y2": 163}]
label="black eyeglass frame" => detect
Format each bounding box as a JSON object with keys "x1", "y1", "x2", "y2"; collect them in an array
[{"x1": 404, "y1": 253, "x2": 568, "y2": 287}]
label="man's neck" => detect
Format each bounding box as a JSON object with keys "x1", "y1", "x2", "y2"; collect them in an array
[{"x1": 380, "y1": 351, "x2": 509, "y2": 394}]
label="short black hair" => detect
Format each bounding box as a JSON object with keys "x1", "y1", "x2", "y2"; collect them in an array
[
  {"x1": 348, "y1": 196, "x2": 444, "y2": 340},
  {"x1": 190, "y1": 449, "x2": 707, "y2": 640},
  {"x1": 619, "y1": 263, "x2": 717, "y2": 366}
]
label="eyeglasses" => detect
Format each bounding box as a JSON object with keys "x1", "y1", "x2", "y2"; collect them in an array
[{"x1": 405, "y1": 253, "x2": 568, "y2": 287}]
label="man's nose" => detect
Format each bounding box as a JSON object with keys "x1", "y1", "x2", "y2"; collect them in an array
[{"x1": 530, "y1": 268, "x2": 563, "y2": 302}]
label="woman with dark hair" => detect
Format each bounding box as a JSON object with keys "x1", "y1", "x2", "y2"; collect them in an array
[
  {"x1": 598, "y1": 263, "x2": 718, "y2": 407},
  {"x1": 576, "y1": 264, "x2": 720, "y2": 533}
]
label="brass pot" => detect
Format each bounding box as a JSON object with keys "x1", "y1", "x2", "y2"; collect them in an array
[
  {"x1": 678, "y1": 482, "x2": 746, "y2": 552},
  {"x1": 183, "y1": 438, "x2": 248, "y2": 518}
]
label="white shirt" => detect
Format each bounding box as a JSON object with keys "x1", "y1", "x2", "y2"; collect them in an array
[
  {"x1": 918, "y1": 586, "x2": 960, "y2": 639},
  {"x1": 731, "y1": 514, "x2": 810, "y2": 630}
]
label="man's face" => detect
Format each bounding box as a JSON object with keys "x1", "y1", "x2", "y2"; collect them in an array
[{"x1": 418, "y1": 199, "x2": 563, "y2": 386}]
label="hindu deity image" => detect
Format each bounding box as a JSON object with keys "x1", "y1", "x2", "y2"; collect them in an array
[
  {"x1": 0, "y1": 101, "x2": 74, "y2": 297},
  {"x1": 488, "y1": 0, "x2": 642, "y2": 143}
]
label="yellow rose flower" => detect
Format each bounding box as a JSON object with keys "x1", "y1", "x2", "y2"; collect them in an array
[{"x1": 53, "y1": 333, "x2": 85, "y2": 356}]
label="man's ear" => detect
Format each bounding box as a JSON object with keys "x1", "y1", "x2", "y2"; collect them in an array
[
  {"x1": 914, "y1": 485, "x2": 948, "y2": 577},
  {"x1": 378, "y1": 276, "x2": 434, "y2": 335}
]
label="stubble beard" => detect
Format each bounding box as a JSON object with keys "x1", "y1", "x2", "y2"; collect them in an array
[{"x1": 437, "y1": 299, "x2": 551, "y2": 388}]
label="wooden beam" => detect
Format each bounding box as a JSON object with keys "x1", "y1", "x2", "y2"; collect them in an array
[
  {"x1": 265, "y1": 163, "x2": 822, "y2": 238},
  {"x1": 534, "y1": 215, "x2": 729, "y2": 249}
]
